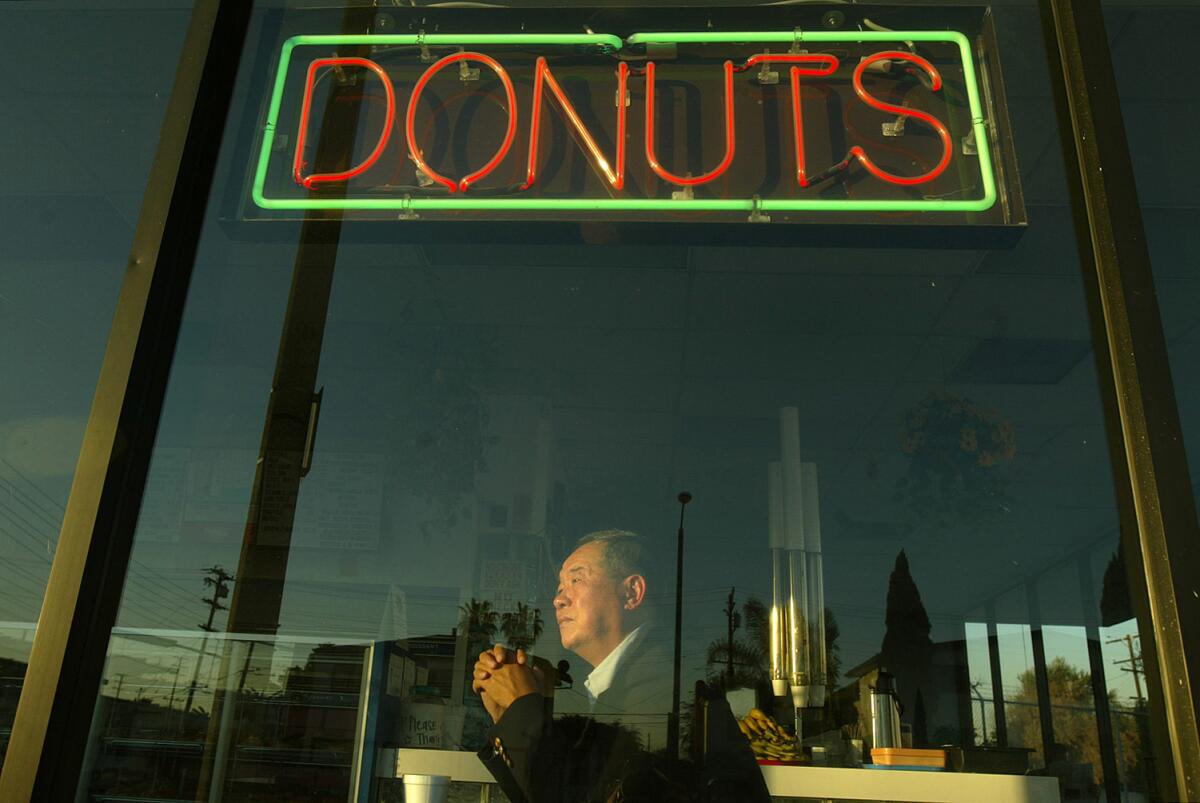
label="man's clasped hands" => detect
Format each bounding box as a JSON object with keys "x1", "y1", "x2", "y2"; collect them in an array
[{"x1": 472, "y1": 645, "x2": 546, "y2": 723}]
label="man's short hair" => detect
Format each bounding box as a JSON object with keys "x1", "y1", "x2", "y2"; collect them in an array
[{"x1": 576, "y1": 529, "x2": 655, "y2": 584}]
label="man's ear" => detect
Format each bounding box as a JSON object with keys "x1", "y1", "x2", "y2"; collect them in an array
[{"x1": 623, "y1": 574, "x2": 647, "y2": 611}]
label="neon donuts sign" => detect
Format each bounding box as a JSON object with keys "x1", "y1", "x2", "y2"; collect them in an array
[{"x1": 253, "y1": 31, "x2": 1001, "y2": 221}]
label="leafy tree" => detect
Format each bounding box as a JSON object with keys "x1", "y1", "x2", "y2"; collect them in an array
[
  {"x1": 501, "y1": 602, "x2": 545, "y2": 652},
  {"x1": 1006, "y1": 657, "x2": 1142, "y2": 785}
]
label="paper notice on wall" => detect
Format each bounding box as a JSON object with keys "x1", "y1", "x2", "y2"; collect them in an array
[
  {"x1": 135, "y1": 448, "x2": 382, "y2": 549},
  {"x1": 292, "y1": 452, "x2": 384, "y2": 550},
  {"x1": 136, "y1": 448, "x2": 189, "y2": 542},
  {"x1": 387, "y1": 651, "x2": 413, "y2": 697},
  {"x1": 138, "y1": 448, "x2": 257, "y2": 543}
]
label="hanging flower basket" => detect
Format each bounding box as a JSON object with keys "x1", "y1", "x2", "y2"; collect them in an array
[{"x1": 896, "y1": 392, "x2": 1016, "y2": 529}]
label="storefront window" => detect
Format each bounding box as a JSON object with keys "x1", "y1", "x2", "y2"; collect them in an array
[
  {"x1": 1104, "y1": 1, "x2": 1200, "y2": 522},
  {"x1": 0, "y1": 1, "x2": 190, "y2": 766},
  {"x1": 68, "y1": 2, "x2": 1171, "y2": 801}
]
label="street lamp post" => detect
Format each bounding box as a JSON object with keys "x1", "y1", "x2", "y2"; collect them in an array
[{"x1": 669, "y1": 491, "x2": 692, "y2": 761}]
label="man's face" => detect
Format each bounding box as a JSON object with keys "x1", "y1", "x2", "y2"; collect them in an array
[{"x1": 553, "y1": 541, "x2": 626, "y2": 666}]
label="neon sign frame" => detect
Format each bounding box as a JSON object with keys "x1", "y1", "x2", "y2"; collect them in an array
[{"x1": 253, "y1": 30, "x2": 997, "y2": 215}]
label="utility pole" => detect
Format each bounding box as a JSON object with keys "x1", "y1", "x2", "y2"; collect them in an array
[
  {"x1": 184, "y1": 566, "x2": 234, "y2": 715},
  {"x1": 167, "y1": 655, "x2": 184, "y2": 714},
  {"x1": 724, "y1": 586, "x2": 740, "y2": 687},
  {"x1": 200, "y1": 566, "x2": 234, "y2": 634},
  {"x1": 1107, "y1": 633, "x2": 1145, "y2": 703},
  {"x1": 237, "y1": 641, "x2": 258, "y2": 693}
]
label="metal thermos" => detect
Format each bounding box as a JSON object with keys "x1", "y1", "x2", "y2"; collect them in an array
[{"x1": 870, "y1": 671, "x2": 903, "y2": 749}]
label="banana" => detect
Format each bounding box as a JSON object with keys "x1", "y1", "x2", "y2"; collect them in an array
[{"x1": 740, "y1": 710, "x2": 803, "y2": 761}]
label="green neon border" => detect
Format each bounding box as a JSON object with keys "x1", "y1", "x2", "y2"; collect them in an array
[{"x1": 252, "y1": 31, "x2": 996, "y2": 215}]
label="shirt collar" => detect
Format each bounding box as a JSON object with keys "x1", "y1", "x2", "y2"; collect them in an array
[{"x1": 583, "y1": 624, "x2": 647, "y2": 708}]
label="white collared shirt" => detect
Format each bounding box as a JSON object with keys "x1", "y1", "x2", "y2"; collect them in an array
[{"x1": 583, "y1": 624, "x2": 647, "y2": 709}]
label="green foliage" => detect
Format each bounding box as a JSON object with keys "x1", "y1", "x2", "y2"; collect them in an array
[{"x1": 1006, "y1": 657, "x2": 1143, "y2": 785}]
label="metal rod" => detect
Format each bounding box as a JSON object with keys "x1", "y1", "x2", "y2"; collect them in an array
[
  {"x1": 1025, "y1": 583, "x2": 1057, "y2": 770},
  {"x1": 1078, "y1": 556, "x2": 1121, "y2": 802},
  {"x1": 983, "y1": 604, "x2": 1008, "y2": 746},
  {"x1": 669, "y1": 491, "x2": 691, "y2": 761}
]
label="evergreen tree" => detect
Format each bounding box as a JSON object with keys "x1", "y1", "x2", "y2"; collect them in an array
[
  {"x1": 913, "y1": 689, "x2": 929, "y2": 746},
  {"x1": 879, "y1": 549, "x2": 934, "y2": 744},
  {"x1": 1100, "y1": 550, "x2": 1133, "y2": 627}
]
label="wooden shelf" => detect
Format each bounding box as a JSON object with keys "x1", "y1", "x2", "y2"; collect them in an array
[{"x1": 380, "y1": 748, "x2": 1061, "y2": 803}]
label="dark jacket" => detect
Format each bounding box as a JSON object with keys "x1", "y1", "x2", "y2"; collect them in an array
[
  {"x1": 478, "y1": 629, "x2": 769, "y2": 803},
  {"x1": 588, "y1": 627, "x2": 674, "y2": 740}
]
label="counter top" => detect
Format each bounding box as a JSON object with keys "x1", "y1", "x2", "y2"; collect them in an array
[{"x1": 378, "y1": 747, "x2": 1061, "y2": 803}]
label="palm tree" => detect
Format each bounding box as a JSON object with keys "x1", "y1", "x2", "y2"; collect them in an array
[
  {"x1": 706, "y1": 597, "x2": 770, "y2": 691},
  {"x1": 705, "y1": 638, "x2": 769, "y2": 691},
  {"x1": 705, "y1": 596, "x2": 840, "y2": 693},
  {"x1": 500, "y1": 602, "x2": 544, "y2": 652},
  {"x1": 459, "y1": 598, "x2": 499, "y2": 644}
]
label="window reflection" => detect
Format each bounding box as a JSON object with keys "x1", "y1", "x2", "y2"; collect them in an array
[
  {"x1": 0, "y1": 1, "x2": 191, "y2": 770},
  {"x1": 71, "y1": 3, "x2": 1170, "y2": 803},
  {"x1": 78, "y1": 231, "x2": 1164, "y2": 801}
]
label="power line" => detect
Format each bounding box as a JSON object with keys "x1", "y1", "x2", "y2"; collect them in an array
[{"x1": 0, "y1": 472, "x2": 206, "y2": 620}]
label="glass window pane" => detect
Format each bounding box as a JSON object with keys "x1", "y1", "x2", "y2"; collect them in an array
[
  {"x1": 71, "y1": 3, "x2": 1175, "y2": 802},
  {"x1": 1103, "y1": 3, "x2": 1200, "y2": 520},
  {"x1": 0, "y1": 1, "x2": 190, "y2": 768}
]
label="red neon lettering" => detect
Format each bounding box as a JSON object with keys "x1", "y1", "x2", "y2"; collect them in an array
[
  {"x1": 740, "y1": 54, "x2": 840, "y2": 187},
  {"x1": 293, "y1": 57, "x2": 396, "y2": 189},
  {"x1": 524, "y1": 58, "x2": 628, "y2": 190},
  {"x1": 645, "y1": 60, "x2": 736, "y2": 187},
  {"x1": 849, "y1": 51, "x2": 953, "y2": 186},
  {"x1": 406, "y1": 52, "x2": 519, "y2": 193}
]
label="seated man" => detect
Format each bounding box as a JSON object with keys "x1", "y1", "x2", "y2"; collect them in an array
[
  {"x1": 472, "y1": 530, "x2": 769, "y2": 803},
  {"x1": 473, "y1": 530, "x2": 670, "y2": 801}
]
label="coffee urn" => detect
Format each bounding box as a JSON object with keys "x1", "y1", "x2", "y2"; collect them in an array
[{"x1": 870, "y1": 670, "x2": 903, "y2": 749}]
